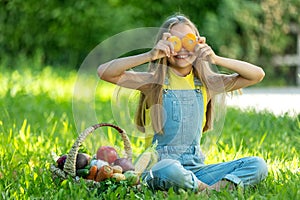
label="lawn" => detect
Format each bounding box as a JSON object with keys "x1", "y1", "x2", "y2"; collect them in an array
[{"x1": 0, "y1": 66, "x2": 299, "y2": 199}]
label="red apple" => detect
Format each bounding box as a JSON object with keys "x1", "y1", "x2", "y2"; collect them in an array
[{"x1": 96, "y1": 146, "x2": 118, "y2": 164}]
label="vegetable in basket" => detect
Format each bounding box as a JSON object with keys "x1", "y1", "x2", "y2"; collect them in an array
[
  {"x1": 95, "y1": 165, "x2": 113, "y2": 182},
  {"x1": 86, "y1": 165, "x2": 98, "y2": 180},
  {"x1": 111, "y1": 173, "x2": 126, "y2": 182},
  {"x1": 96, "y1": 146, "x2": 119, "y2": 164},
  {"x1": 112, "y1": 165, "x2": 123, "y2": 173},
  {"x1": 56, "y1": 155, "x2": 67, "y2": 170},
  {"x1": 113, "y1": 158, "x2": 135, "y2": 172},
  {"x1": 134, "y1": 141, "x2": 158, "y2": 175},
  {"x1": 76, "y1": 153, "x2": 91, "y2": 169},
  {"x1": 124, "y1": 171, "x2": 139, "y2": 185},
  {"x1": 76, "y1": 168, "x2": 90, "y2": 178}
]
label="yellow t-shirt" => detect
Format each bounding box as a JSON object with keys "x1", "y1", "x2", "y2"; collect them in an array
[
  {"x1": 164, "y1": 68, "x2": 196, "y2": 90},
  {"x1": 145, "y1": 69, "x2": 208, "y2": 147}
]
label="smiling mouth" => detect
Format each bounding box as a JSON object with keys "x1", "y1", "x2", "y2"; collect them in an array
[{"x1": 175, "y1": 54, "x2": 190, "y2": 59}]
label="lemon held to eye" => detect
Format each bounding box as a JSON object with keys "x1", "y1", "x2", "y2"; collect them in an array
[
  {"x1": 182, "y1": 33, "x2": 197, "y2": 52},
  {"x1": 167, "y1": 36, "x2": 182, "y2": 52}
]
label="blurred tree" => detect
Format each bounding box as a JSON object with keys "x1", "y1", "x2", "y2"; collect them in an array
[
  {"x1": 0, "y1": 0, "x2": 141, "y2": 67},
  {"x1": 0, "y1": 0, "x2": 299, "y2": 85}
]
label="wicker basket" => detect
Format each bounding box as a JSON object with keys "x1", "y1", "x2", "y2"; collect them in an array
[{"x1": 50, "y1": 123, "x2": 132, "y2": 184}]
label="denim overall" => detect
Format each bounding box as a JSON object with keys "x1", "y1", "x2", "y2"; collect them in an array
[{"x1": 143, "y1": 76, "x2": 268, "y2": 192}]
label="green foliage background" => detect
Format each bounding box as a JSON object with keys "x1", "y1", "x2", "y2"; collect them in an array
[
  {"x1": 1, "y1": 0, "x2": 300, "y2": 85},
  {"x1": 1, "y1": 1, "x2": 300, "y2": 198}
]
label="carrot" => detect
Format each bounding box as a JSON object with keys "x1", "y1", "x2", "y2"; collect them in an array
[
  {"x1": 95, "y1": 165, "x2": 113, "y2": 182},
  {"x1": 86, "y1": 165, "x2": 98, "y2": 180}
]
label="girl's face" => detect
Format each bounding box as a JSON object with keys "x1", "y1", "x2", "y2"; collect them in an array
[{"x1": 168, "y1": 23, "x2": 197, "y2": 74}]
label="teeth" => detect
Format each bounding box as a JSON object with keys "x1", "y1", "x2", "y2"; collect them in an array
[{"x1": 176, "y1": 55, "x2": 188, "y2": 59}]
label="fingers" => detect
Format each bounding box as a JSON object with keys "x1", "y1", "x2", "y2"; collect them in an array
[
  {"x1": 156, "y1": 41, "x2": 172, "y2": 57},
  {"x1": 162, "y1": 32, "x2": 171, "y2": 40},
  {"x1": 196, "y1": 36, "x2": 211, "y2": 58},
  {"x1": 194, "y1": 43, "x2": 207, "y2": 55},
  {"x1": 194, "y1": 43, "x2": 215, "y2": 61},
  {"x1": 155, "y1": 32, "x2": 176, "y2": 57},
  {"x1": 198, "y1": 36, "x2": 206, "y2": 44},
  {"x1": 163, "y1": 32, "x2": 176, "y2": 56}
]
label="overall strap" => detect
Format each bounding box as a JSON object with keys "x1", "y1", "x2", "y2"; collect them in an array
[
  {"x1": 164, "y1": 75, "x2": 170, "y2": 86},
  {"x1": 194, "y1": 77, "x2": 202, "y2": 92},
  {"x1": 194, "y1": 77, "x2": 202, "y2": 87},
  {"x1": 163, "y1": 74, "x2": 170, "y2": 92}
]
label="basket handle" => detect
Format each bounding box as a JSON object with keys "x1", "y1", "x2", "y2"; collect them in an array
[{"x1": 63, "y1": 123, "x2": 132, "y2": 177}]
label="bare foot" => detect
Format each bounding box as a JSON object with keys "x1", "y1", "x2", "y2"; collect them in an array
[
  {"x1": 207, "y1": 180, "x2": 236, "y2": 191},
  {"x1": 197, "y1": 180, "x2": 209, "y2": 192}
]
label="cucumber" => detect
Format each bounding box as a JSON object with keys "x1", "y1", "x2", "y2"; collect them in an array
[
  {"x1": 76, "y1": 168, "x2": 90, "y2": 178},
  {"x1": 84, "y1": 165, "x2": 91, "y2": 170}
]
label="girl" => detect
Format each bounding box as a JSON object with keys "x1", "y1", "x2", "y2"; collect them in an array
[{"x1": 97, "y1": 14, "x2": 268, "y2": 192}]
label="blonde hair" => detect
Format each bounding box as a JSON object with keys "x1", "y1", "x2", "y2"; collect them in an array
[{"x1": 135, "y1": 14, "x2": 236, "y2": 134}]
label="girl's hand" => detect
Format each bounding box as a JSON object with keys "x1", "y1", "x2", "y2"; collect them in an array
[
  {"x1": 149, "y1": 33, "x2": 177, "y2": 61},
  {"x1": 194, "y1": 41, "x2": 217, "y2": 64}
]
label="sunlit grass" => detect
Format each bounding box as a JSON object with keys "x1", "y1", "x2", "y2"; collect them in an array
[{"x1": 0, "y1": 66, "x2": 299, "y2": 199}]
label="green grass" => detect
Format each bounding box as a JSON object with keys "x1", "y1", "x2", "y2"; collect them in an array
[{"x1": 0, "y1": 66, "x2": 299, "y2": 199}]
